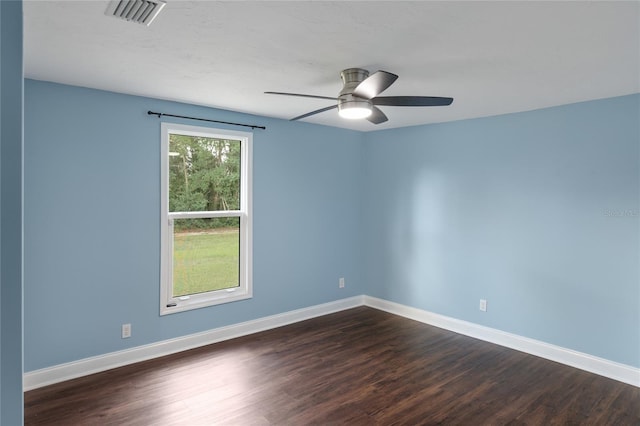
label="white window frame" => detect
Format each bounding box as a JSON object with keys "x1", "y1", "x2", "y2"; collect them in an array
[{"x1": 160, "y1": 122, "x2": 252, "y2": 315}]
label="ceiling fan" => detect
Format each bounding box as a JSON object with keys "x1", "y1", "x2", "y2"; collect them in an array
[{"x1": 265, "y1": 68, "x2": 453, "y2": 124}]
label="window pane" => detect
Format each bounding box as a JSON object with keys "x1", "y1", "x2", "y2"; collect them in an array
[
  {"x1": 169, "y1": 134, "x2": 241, "y2": 212},
  {"x1": 172, "y1": 217, "x2": 240, "y2": 297}
]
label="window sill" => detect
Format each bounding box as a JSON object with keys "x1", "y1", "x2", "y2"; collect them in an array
[{"x1": 160, "y1": 289, "x2": 252, "y2": 316}]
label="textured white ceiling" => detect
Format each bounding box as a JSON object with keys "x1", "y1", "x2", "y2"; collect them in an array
[{"x1": 24, "y1": 1, "x2": 640, "y2": 131}]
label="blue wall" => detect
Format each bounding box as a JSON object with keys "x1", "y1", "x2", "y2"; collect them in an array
[
  {"x1": 24, "y1": 80, "x2": 365, "y2": 371},
  {"x1": 1, "y1": 0, "x2": 24, "y2": 423},
  {"x1": 364, "y1": 95, "x2": 640, "y2": 367},
  {"x1": 23, "y1": 79, "x2": 639, "y2": 374}
]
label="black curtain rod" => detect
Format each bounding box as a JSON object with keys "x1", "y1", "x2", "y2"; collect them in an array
[{"x1": 147, "y1": 111, "x2": 266, "y2": 130}]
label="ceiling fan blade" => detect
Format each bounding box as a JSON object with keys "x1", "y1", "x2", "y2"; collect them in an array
[
  {"x1": 367, "y1": 106, "x2": 388, "y2": 125},
  {"x1": 265, "y1": 91, "x2": 338, "y2": 101},
  {"x1": 290, "y1": 104, "x2": 338, "y2": 121},
  {"x1": 353, "y1": 71, "x2": 398, "y2": 99},
  {"x1": 372, "y1": 96, "x2": 454, "y2": 107}
]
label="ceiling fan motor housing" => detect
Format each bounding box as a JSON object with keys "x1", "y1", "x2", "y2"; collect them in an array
[
  {"x1": 339, "y1": 68, "x2": 369, "y2": 93},
  {"x1": 338, "y1": 68, "x2": 373, "y2": 114}
]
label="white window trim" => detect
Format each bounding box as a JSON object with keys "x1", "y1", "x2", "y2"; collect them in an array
[{"x1": 160, "y1": 122, "x2": 252, "y2": 315}]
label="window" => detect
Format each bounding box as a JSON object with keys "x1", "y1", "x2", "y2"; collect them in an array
[{"x1": 161, "y1": 123, "x2": 252, "y2": 315}]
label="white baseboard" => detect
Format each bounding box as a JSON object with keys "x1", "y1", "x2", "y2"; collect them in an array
[
  {"x1": 24, "y1": 294, "x2": 639, "y2": 391},
  {"x1": 363, "y1": 295, "x2": 640, "y2": 388},
  {"x1": 23, "y1": 296, "x2": 364, "y2": 391}
]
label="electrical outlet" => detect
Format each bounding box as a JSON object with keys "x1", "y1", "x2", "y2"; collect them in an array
[
  {"x1": 479, "y1": 299, "x2": 487, "y2": 312},
  {"x1": 339, "y1": 277, "x2": 345, "y2": 288},
  {"x1": 122, "y1": 323, "x2": 132, "y2": 339}
]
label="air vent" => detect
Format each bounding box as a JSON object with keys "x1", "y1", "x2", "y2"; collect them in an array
[{"x1": 105, "y1": 0, "x2": 166, "y2": 26}]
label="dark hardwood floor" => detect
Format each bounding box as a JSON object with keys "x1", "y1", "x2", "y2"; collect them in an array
[{"x1": 25, "y1": 307, "x2": 639, "y2": 425}]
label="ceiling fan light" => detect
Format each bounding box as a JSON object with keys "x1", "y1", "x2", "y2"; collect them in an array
[
  {"x1": 339, "y1": 106, "x2": 372, "y2": 119},
  {"x1": 338, "y1": 98, "x2": 373, "y2": 119}
]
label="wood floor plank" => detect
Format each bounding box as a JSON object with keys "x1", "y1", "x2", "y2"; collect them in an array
[{"x1": 24, "y1": 307, "x2": 639, "y2": 425}]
